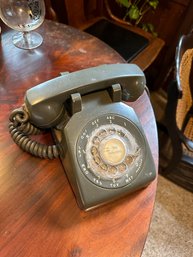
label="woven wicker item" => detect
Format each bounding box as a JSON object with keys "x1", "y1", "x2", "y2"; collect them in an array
[
  {"x1": 159, "y1": 36, "x2": 193, "y2": 192},
  {"x1": 177, "y1": 49, "x2": 193, "y2": 144}
]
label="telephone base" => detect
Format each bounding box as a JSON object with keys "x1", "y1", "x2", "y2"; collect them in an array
[{"x1": 53, "y1": 90, "x2": 156, "y2": 211}]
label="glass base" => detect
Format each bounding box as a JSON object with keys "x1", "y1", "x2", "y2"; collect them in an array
[{"x1": 12, "y1": 31, "x2": 43, "y2": 50}]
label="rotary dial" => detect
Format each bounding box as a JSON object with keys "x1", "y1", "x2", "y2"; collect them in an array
[{"x1": 77, "y1": 114, "x2": 145, "y2": 189}]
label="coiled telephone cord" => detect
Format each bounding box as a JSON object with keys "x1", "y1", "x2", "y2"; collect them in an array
[{"x1": 9, "y1": 106, "x2": 60, "y2": 159}]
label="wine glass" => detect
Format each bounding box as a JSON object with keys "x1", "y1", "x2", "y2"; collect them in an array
[{"x1": 0, "y1": 0, "x2": 45, "y2": 50}]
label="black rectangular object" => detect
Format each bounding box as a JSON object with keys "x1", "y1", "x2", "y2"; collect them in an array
[{"x1": 85, "y1": 19, "x2": 149, "y2": 62}]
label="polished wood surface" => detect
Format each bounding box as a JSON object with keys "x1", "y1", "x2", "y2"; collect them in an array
[
  {"x1": 49, "y1": 0, "x2": 164, "y2": 72},
  {"x1": 0, "y1": 20, "x2": 158, "y2": 257}
]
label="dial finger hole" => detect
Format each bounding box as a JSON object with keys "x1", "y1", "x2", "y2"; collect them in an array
[
  {"x1": 108, "y1": 166, "x2": 117, "y2": 174},
  {"x1": 94, "y1": 156, "x2": 101, "y2": 165},
  {"x1": 92, "y1": 136, "x2": 100, "y2": 145},
  {"x1": 100, "y1": 163, "x2": 108, "y2": 171},
  {"x1": 117, "y1": 163, "x2": 127, "y2": 172},
  {"x1": 125, "y1": 155, "x2": 134, "y2": 165},
  {"x1": 91, "y1": 146, "x2": 98, "y2": 156},
  {"x1": 98, "y1": 129, "x2": 107, "y2": 138},
  {"x1": 108, "y1": 128, "x2": 116, "y2": 134},
  {"x1": 117, "y1": 130, "x2": 125, "y2": 137}
]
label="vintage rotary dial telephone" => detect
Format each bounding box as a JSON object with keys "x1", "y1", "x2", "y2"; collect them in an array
[{"x1": 9, "y1": 64, "x2": 156, "y2": 210}]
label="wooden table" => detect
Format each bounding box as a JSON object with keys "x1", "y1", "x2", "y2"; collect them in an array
[{"x1": 0, "y1": 20, "x2": 158, "y2": 257}]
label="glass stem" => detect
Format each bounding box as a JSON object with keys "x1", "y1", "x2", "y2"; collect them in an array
[{"x1": 23, "y1": 31, "x2": 30, "y2": 47}]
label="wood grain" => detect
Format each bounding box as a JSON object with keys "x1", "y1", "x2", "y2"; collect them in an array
[
  {"x1": 47, "y1": 0, "x2": 164, "y2": 72},
  {"x1": 0, "y1": 20, "x2": 158, "y2": 257}
]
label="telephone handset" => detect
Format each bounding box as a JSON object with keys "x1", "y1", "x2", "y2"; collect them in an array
[{"x1": 9, "y1": 64, "x2": 156, "y2": 210}]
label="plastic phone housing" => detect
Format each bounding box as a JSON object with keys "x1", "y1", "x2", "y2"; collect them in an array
[{"x1": 23, "y1": 64, "x2": 156, "y2": 211}]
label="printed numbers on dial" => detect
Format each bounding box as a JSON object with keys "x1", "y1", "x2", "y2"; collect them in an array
[{"x1": 77, "y1": 114, "x2": 146, "y2": 189}]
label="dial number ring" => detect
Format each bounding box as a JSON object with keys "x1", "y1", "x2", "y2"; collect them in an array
[{"x1": 77, "y1": 114, "x2": 146, "y2": 189}]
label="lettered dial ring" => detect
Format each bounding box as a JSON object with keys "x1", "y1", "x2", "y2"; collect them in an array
[{"x1": 77, "y1": 114, "x2": 145, "y2": 189}]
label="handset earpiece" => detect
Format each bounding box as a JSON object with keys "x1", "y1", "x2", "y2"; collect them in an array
[{"x1": 121, "y1": 72, "x2": 146, "y2": 101}]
